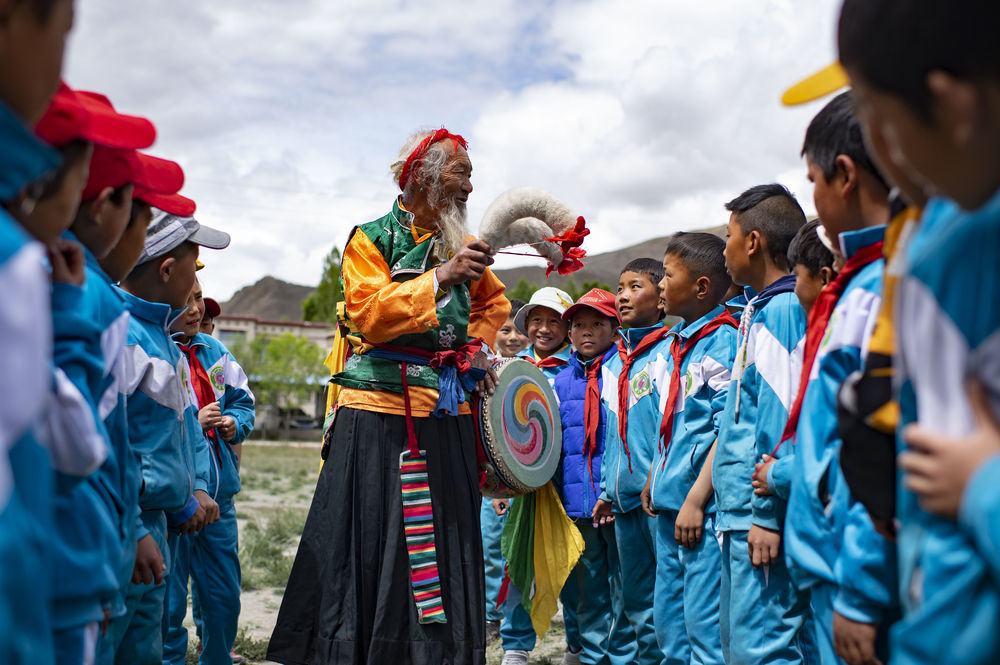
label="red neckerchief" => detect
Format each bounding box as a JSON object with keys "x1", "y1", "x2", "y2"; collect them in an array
[
  {"x1": 658, "y1": 310, "x2": 737, "y2": 467},
  {"x1": 616, "y1": 326, "x2": 670, "y2": 471},
  {"x1": 533, "y1": 355, "x2": 569, "y2": 369},
  {"x1": 582, "y1": 352, "x2": 609, "y2": 490},
  {"x1": 774, "y1": 240, "x2": 885, "y2": 455},
  {"x1": 176, "y1": 343, "x2": 219, "y2": 451}
]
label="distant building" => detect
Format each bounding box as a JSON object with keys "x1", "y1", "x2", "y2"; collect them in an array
[{"x1": 214, "y1": 314, "x2": 333, "y2": 348}]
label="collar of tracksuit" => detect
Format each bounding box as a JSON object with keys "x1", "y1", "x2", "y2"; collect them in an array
[{"x1": 119, "y1": 288, "x2": 187, "y2": 331}]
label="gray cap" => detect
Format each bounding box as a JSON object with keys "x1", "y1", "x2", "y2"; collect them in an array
[{"x1": 136, "y1": 209, "x2": 231, "y2": 265}]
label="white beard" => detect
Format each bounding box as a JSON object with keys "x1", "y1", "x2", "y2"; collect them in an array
[{"x1": 432, "y1": 200, "x2": 468, "y2": 263}]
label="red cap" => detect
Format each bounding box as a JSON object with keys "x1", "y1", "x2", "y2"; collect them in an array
[
  {"x1": 82, "y1": 147, "x2": 190, "y2": 210},
  {"x1": 563, "y1": 288, "x2": 619, "y2": 323},
  {"x1": 203, "y1": 298, "x2": 222, "y2": 318},
  {"x1": 134, "y1": 190, "x2": 196, "y2": 216},
  {"x1": 35, "y1": 82, "x2": 156, "y2": 150}
]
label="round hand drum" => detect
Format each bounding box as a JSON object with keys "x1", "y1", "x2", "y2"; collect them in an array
[{"x1": 476, "y1": 358, "x2": 562, "y2": 498}]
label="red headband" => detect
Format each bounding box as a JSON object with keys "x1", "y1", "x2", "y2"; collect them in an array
[{"x1": 398, "y1": 128, "x2": 468, "y2": 192}]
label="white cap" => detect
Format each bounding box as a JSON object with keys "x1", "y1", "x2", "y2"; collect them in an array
[
  {"x1": 513, "y1": 286, "x2": 574, "y2": 335},
  {"x1": 136, "y1": 209, "x2": 231, "y2": 266}
]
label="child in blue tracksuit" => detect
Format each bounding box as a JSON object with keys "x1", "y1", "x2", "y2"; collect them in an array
[
  {"x1": 642, "y1": 233, "x2": 738, "y2": 665},
  {"x1": 714, "y1": 184, "x2": 809, "y2": 665},
  {"x1": 554, "y1": 288, "x2": 637, "y2": 665},
  {"x1": 837, "y1": 4, "x2": 1000, "y2": 663},
  {"x1": 164, "y1": 278, "x2": 255, "y2": 665},
  {"x1": 776, "y1": 93, "x2": 897, "y2": 665},
  {"x1": 596, "y1": 258, "x2": 670, "y2": 665},
  {"x1": 106, "y1": 211, "x2": 229, "y2": 665},
  {"x1": 498, "y1": 287, "x2": 575, "y2": 664},
  {"x1": 0, "y1": 61, "x2": 64, "y2": 665},
  {"x1": 482, "y1": 298, "x2": 528, "y2": 640}
]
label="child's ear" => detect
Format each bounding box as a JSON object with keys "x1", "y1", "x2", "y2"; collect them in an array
[
  {"x1": 158, "y1": 257, "x2": 176, "y2": 283},
  {"x1": 88, "y1": 187, "x2": 115, "y2": 223},
  {"x1": 926, "y1": 70, "x2": 982, "y2": 146},
  {"x1": 819, "y1": 266, "x2": 834, "y2": 286},
  {"x1": 746, "y1": 229, "x2": 762, "y2": 258},
  {"x1": 695, "y1": 275, "x2": 711, "y2": 300},
  {"x1": 834, "y1": 154, "x2": 858, "y2": 196}
]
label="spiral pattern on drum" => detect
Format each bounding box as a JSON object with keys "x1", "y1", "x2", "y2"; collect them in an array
[{"x1": 500, "y1": 376, "x2": 555, "y2": 468}]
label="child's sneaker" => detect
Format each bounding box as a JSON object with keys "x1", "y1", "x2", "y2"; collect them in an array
[
  {"x1": 501, "y1": 649, "x2": 530, "y2": 665},
  {"x1": 563, "y1": 645, "x2": 582, "y2": 665}
]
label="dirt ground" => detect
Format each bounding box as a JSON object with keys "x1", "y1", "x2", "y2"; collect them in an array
[{"x1": 175, "y1": 441, "x2": 570, "y2": 665}]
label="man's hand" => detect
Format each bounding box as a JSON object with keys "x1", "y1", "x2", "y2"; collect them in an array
[
  {"x1": 833, "y1": 611, "x2": 882, "y2": 665},
  {"x1": 675, "y1": 498, "x2": 705, "y2": 549},
  {"x1": 48, "y1": 238, "x2": 85, "y2": 286},
  {"x1": 195, "y1": 489, "x2": 220, "y2": 525},
  {"x1": 435, "y1": 239, "x2": 495, "y2": 290},
  {"x1": 899, "y1": 381, "x2": 1000, "y2": 520},
  {"x1": 492, "y1": 498, "x2": 509, "y2": 516},
  {"x1": 471, "y1": 351, "x2": 498, "y2": 396},
  {"x1": 747, "y1": 524, "x2": 781, "y2": 568},
  {"x1": 753, "y1": 454, "x2": 777, "y2": 496},
  {"x1": 131, "y1": 534, "x2": 166, "y2": 585},
  {"x1": 218, "y1": 416, "x2": 237, "y2": 442},
  {"x1": 640, "y1": 470, "x2": 657, "y2": 518},
  {"x1": 198, "y1": 402, "x2": 225, "y2": 432},
  {"x1": 591, "y1": 498, "x2": 615, "y2": 528}
]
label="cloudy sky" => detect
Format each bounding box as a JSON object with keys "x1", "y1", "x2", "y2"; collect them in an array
[{"x1": 66, "y1": 0, "x2": 843, "y2": 303}]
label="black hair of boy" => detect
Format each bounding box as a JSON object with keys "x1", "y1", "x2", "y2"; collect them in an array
[
  {"x1": 802, "y1": 92, "x2": 889, "y2": 191},
  {"x1": 621, "y1": 257, "x2": 664, "y2": 287},
  {"x1": 724, "y1": 184, "x2": 806, "y2": 270},
  {"x1": 838, "y1": 0, "x2": 1000, "y2": 120},
  {"x1": 508, "y1": 297, "x2": 526, "y2": 314},
  {"x1": 787, "y1": 219, "x2": 835, "y2": 276},
  {"x1": 665, "y1": 232, "x2": 732, "y2": 303}
]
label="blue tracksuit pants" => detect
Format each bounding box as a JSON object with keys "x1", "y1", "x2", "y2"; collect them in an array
[
  {"x1": 481, "y1": 497, "x2": 506, "y2": 622},
  {"x1": 101, "y1": 510, "x2": 169, "y2": 665},
  {"x1": 499, "y1": 579, "x2": 580, "y2": 652},
  {"x1": 654, "y1": 511, "x2": 724, "y2": 665},
  {"x1": 719, "y1": 529, "x2": 810, "y2": 665},
  {"x1": 614, "y1": 507, "x2": 665, "y2": 665},
  {"x1": 163, "y1": 501, "x2": 241, "y2": 665},
  {"x1": 53, "y1": 623, "x2": 100, "y2": 665}
]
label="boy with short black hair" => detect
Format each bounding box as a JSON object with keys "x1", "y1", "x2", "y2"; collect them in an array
[
  {"x1": 787, "y1": 219, "x2": 836, "y2": 314},
  {"x1": 596, "y1": 257, "x2": 669, "y2": 665},
  {"x1": 714, "y1": 183, "x2": 809, "y2": 665},
  {"x1": 106, "y1": 211, "x2": 229, "y2": 665},
  {"x1": 837, "y1": 2, "x2": 1000, "y2": 663},
  {"x1": 764, "y1": 91, "x2": 897, "y2": 665},
  {"x1": 640, "y1": 232, "x2": 737, "y2": 665},
  {"x1": 164, "y1": 276, "x2": 255, "y2": 665}
]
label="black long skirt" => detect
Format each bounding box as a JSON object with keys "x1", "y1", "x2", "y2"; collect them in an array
[{"x1": 267, "y1": 407, "x2": 486, "y2": 665}]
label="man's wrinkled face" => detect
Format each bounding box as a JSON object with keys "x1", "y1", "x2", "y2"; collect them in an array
[{"x1": 438, "y1": 146, "x2": 473, "y2": 211}]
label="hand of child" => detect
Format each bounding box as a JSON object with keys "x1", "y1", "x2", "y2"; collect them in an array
[
  {"x1": 747, "y1": 524, "x2": 781, "y2": 568},
  {"x1": 47, "y1": 238, "x2": 85, "y2": 286},
  {"x1": 198, "y1": 402, "x2": 225, "y2": 431},
  {"x1": 640, "y1": 472, "x2": 657, "y2": 518},
  {"x1": 899, "y1": 380, "x2": 1000, "y2": 520},
  {"x1": 218, "y1": 416, "x2": 237, "y2": 442},
  {"x1": 195, "y1": 489, "x2": 220, "y2": 526},
  {"x1": 752, "y1": 454, "x2": 777, "y2": 496},
  {"x1": 833, "y1": 611, "x2": 882, "y2": 665},
  {"x1": 131, "y1": 534, "x2": 166, "y2": 585},
  {"x1": 492, "y1": 498, "x2": 509, "y2": 516},
  {"x1": 178, "y1": 496, "x2": 208, "y2": 534},
  {"x1": 591, "y1": 498, "x2": 615, "y2": 528},
  {"x1": 675, "y1": 499, "x2": 704, "y2": 549}
]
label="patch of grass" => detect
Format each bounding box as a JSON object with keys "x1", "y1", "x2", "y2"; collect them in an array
[
  {"x1": 239, "y1": 506, "x2": 308, "y2": 591},
  {"x1": 239, "y1": 444, "x2": 321, "y2": 497},
  {"x1": 233, "y1": 626, "x2": 271, "y2": 663}
]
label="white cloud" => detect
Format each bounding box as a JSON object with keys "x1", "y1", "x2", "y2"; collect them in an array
[{"x1": 65, "y1": 0, "x2": 842, "y2": 302}]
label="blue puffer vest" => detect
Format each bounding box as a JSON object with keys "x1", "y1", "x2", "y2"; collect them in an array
[{"x1": 552, "y1": 347, "x2": 617, "y2": 519}]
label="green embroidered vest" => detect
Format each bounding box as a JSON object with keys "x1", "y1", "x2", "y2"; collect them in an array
[{"x1": 333, "y1": 199, "x2": 473, "y2": 395}]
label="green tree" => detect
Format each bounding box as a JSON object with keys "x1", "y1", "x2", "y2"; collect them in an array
[
  {"x1": 507, "y1": 277, "x2": 539, "y2": 302},
  {"x1": 231, "y1": 333, "x2": 328, "y2": 439},
  {"x1": 302, "y1": 246, "x2": 343, "y2": 323}
]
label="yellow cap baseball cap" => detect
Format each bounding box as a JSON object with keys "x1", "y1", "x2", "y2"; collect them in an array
[
  {"x1": 781, "y1": 62, "x2": 850, "y2": 106},
  {"x1": 196, "y1": 259, "x2": 205, "y2": 271}
]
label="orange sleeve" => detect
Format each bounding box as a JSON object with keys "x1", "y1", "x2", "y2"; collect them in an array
[
  {"x1": 469, "y1": 266, "x2": 509, "y2": 347},
  {"x1": 342, "y1": 230, "x2": 439, "y2": 343}
]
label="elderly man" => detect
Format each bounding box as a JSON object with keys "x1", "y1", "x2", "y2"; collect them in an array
[{"x1": 268, "y1": 129, "x2": 509, "y2": 665}]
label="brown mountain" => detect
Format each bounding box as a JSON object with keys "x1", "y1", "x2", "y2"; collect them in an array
[{"x1": 221, "y1": 226, "x2": 726, "y2": 320}]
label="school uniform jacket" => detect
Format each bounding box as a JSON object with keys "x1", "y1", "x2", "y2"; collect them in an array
[
  {"x1": 552, "y1": 347, "x2": 616, "y2": 518},
  {"x1": 648, "y1": 306, "x2": 738, "y2": 514},
  {"x1": 599, "y1": 323, "x2": 670, "y2": 514},
  {"x1": 713, "y1": 277, "x2": 805, "y2": 533},
  {"x1": 783, "y1": 226, "x2": 897, "y2": 624},
  {"x1": 177, "y1": 332, "x2": 255, "y2": 501},
  {"x1": 893, "y1": 193, "x2": 1000, "y2": 665},
  {"x1": 119, "y1": 290, "x2": 210, "y2": 538}
]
